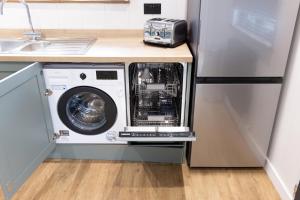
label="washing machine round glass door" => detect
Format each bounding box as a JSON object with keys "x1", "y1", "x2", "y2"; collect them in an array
[{"x1": 57, "y1": 86, "x2": 118, "y2": 135}]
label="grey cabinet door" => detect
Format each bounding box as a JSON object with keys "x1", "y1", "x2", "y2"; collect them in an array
[{"x1": 0, "y1": 62, "x2": 55, "y2": 199}]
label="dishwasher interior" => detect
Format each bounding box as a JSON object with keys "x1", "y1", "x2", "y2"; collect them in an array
[
  {"x1": 119, "y1": 63, "x2": 195, "y2": 142},
  {"x1": 130, "y1": 63, "x2": 183, "y2": 127}
]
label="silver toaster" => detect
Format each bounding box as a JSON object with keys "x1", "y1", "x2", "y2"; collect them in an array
[{"x1": 144, "y1": 18, "x2": 187, "y2": 48}]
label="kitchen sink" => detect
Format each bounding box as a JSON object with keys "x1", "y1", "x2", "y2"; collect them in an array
[
  {"x1": 20, "y1": 41, "x2": 51, "y2": 52},
  {"x1": 0, "y1": 38, "x2": 96, "y2": 55},
  {"x1": 19, "y1": 38, "x2": 96, "y2": 54},
  {"x1": 0, "y1": 40, "x2": 27, "y2": 53}
]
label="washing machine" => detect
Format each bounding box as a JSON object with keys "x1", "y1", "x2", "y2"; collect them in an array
[{"x1": 43, "y1": 63, "x2": 127, "y2": 144}]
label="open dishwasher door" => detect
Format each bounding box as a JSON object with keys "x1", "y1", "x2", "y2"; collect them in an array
[{"x1": 119, "y1": 127, "x2": 195, "y2": 142}]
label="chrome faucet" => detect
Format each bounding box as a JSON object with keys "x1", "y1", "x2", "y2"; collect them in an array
[{"x1": 0, "y1": 0, "x2": 41, "y2": 40}]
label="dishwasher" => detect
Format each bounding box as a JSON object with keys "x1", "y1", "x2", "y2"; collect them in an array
[{"x1": 119, "y1": 63, "x2": 195, "y2": 142}]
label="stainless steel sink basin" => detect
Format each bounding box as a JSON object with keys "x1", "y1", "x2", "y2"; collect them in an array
[
  {"x1": 20, "y1": 41, "x2": 51, "y2": 52},
  {"x1": 0, "y1": 40, "x2": 26, "y2": 53},
  {"x1": 19, "y1": 38, "x2": 96, "y2": 55},
  {"x1": 0, "y1": 38, "x2": 96, "y2": 55}
]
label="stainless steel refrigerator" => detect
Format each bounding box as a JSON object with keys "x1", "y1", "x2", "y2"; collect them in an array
[{"x1": 187, "y1": 0, "x2": 300, "y2": 167}]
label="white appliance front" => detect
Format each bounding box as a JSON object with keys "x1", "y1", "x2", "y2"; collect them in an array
[{"x1": 43, "y1": 66, "x2": 127, "y2": 144}]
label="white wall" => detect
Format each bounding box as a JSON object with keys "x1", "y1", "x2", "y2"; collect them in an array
[
  {"x1": 265, "y1": 14, "x2": 300, "y2": 200},
  {"x1": 0, "y1": 0, "x2": 187, "y2": 29}
]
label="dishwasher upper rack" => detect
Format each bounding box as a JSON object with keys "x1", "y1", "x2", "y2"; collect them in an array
[{"x1": 132, "y1": 64, "x2": 181, "y2": 97}]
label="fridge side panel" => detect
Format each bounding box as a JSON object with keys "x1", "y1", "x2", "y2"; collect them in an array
[
  {"x1": 197, "y1": 0, "x2": 300, "y2": 77},
  {"x1": 190, "y1": 83, "x2": 281, "y2": 167},
  {"x1": 187, "y1": 0, "x2": 201, "y2": 56}
]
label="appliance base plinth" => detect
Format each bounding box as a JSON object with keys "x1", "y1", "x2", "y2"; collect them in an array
[{"x1": 48, "y1": 144, "x2": 184, "y2": 164}]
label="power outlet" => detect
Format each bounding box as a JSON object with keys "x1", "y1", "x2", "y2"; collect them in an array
[{"x1": 144, "y1": 3, "x2": 161, "y2": 15}]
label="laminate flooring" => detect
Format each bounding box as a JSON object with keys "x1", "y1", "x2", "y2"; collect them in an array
[{"x1": 2, "y1": 160, "x2": 280, "y2": 200}]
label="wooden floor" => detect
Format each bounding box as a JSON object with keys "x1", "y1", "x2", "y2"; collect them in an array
[{"x1": 3, "y1": 160, "x2": 279, "y2": 200}]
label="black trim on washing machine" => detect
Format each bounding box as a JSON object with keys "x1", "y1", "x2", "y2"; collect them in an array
[{"x1": 57, "y1": 86, "x2": 118, "y2": 135}]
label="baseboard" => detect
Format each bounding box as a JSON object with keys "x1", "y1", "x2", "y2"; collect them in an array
[
  {"x1": 49, "y1": 144, "x2": 184, "y2": 164},
  {"x1": 265, "y1": 158, "x2": 293, "y2": 200}
]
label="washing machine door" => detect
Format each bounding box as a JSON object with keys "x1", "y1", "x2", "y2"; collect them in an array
[{"x1": 57, "y1": 86, "x2": 117, "y2": 135}]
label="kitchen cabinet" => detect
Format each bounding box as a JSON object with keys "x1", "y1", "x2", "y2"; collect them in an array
[
  {"x1": 0, "y1": 63, "x2": 31, "y2": 80},
  {"x1": 0, "y1": 62, "x2": 188, "y2": 199},
  {"x1": 0, "y1": 62, "x2": 55, "y2": 199}
]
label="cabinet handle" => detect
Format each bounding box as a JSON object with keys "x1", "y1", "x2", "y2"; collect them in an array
[{"x1": 44, "y1": 89, "x2": 53, "y2": 96}]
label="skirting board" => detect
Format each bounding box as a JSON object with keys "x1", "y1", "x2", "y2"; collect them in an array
[
  {"x1": 48, "y1": 144, "x2": 184, "y2": 164},
  {"x1": 265, "y1": 158, "x2": 293, "y2": 200}
]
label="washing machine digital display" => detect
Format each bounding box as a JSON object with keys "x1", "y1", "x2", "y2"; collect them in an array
[
  {"x1": 96, "y1": 71, "x2": 118, "y2": 80},
  {"x1": 57, "y1": 86, "x2": 117, "y2": 135}
]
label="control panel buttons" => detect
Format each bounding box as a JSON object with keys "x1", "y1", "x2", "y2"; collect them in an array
[
  {"x1": 119, "y1": 132, "x2": 193, "y2": 138},
  {"x1": 80, "y1": 73, "x2": 87, "y2": 80}
]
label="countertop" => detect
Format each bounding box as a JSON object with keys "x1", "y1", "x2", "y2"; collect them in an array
[{"x1": 0, "y1": 29, "x2": 193, "y2": 63}]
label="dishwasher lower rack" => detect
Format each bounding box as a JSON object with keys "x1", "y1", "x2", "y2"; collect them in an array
[
  {"x1": 132, "y1": 99, "x2": 179, "y2": 126},
  {"x1": 135, "y1": 95, "x2": 174, "y2": 110}
]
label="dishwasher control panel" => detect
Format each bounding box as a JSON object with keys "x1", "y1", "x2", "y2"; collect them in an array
[{"x1": 119, "y1": 132, "x2": 194, "y2": 138}]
